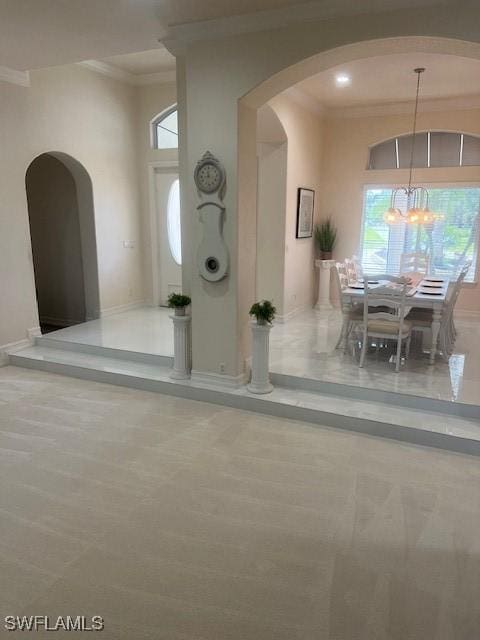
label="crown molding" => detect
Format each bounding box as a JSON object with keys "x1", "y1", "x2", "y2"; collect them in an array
[
  {"x1": 0, "y1": 66, "x2": 30, "y2": 87},
  {"x1": 162, "y1": 0, "x2": 442, "y2": 48},
  {"x1": 77, "y1": 60, "x2": 175, "y2": 86},
  {"x1": 327, "y1": 94, "x2": 480, "y2": 119}
]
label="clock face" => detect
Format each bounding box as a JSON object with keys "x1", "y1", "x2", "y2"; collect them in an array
[{"x1": 196, "y1": 162, "x2": 222, "y2": 194}]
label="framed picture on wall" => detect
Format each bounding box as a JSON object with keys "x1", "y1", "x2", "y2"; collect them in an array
[{"x1": 296, "y1": 188, "x2": 314, "y2": 238}]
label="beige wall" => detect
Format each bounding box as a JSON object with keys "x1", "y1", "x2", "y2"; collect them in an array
[
  {"x1": 0, "y1": 64, "x2": 177, "y2": 350},
  {"x1": 0, "y1": 64, "x2": 145, "y2": 348},
  {"x1": 177, "y1": 7, "x2": 480, "y2": 378},
  {"x1": 256, "y1": 142, "x2": 287, "y2": 313},
  {"x1": 320, "y1": 106, "x2": 480, "y2": 311},
  {"x1": 270, "y1": 95, "x2": 324, "y2": 317}
]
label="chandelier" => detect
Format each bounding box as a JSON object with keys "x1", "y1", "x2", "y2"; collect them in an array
[{"x1": 383, "y1": 68, "x2": 439, "y2": 225}]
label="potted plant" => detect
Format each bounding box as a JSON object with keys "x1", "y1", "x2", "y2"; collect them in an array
[
  {"x1": 247, "y1": 300, "x2": 276, "y2": 394},
  {"x1": 249, "y1": 300, "x2": 276, "y2": 326},
  {"x1": 167, "y1": 292, "x2": 191, "y2": 316},
  {"x1": 314, "y1": 218, "x2": 337, "y2": 260}
]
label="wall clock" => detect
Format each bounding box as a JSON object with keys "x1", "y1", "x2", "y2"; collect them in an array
[
  {"x1": 195, "y1": 150, "x2": 229, "y2": 282},
  {"x1": 194, "y1": 151, "x2": 226, "y2": 198}
]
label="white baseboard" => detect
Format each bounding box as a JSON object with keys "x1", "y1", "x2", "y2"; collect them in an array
[
  {"x1": 191, "y1": 369, "x2": 247, "y2": 390},
  {"x1": 27, "y1": 326, "x2": 42, "y2": 340},
  {"x1": 99, "y1": 300, "x2": 146, "y2": 318}
]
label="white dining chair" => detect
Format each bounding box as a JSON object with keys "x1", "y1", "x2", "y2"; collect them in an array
[
  {"x1": 359, "y1": 278, "x2": 412, "y2": 373},
  {"x1": 400, "y1": 252, "x2": 430, "y2": 280},
  {"x1": 407, "y1": 261, "x2": 470, "y2": 358},
  {"x1": 333, "y1": 262, "x2": 363, "y2": 351},
  {"x1": 344, "y1": 258, "x2": 359, "y2": 285}
]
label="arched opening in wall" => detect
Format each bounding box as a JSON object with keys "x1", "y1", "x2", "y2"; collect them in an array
[
  {"x1": 255, "y1": 105, "x2": 288, "y2": 316},
  {"x1": 238, "y1": 36, "x2": 480, "y2": 395},
  {"x1": 25, "y1": 152, "x2": 100, "y2": 334}
]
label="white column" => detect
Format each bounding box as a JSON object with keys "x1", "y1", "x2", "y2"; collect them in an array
[
  {"x1": 170, "y1": 315, "x2": 192, "y2": 380},
  {"x1": 315, "y1": 259, "x2": 335, "y2": 310},
  {"x1": 247, "y1": 322, "x2": 273, "y2": 394}
]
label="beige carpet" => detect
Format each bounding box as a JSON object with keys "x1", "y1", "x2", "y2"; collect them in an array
[{"x1": 0, "y1": 366, "x2": 479, "y2": 639}]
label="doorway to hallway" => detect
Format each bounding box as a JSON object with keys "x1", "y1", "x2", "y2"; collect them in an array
[{"x1": 25, "y1": 152, "x2": 100, "y2": 334}]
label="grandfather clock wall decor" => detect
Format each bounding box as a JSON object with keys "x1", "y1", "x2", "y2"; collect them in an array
[{"x1": 194, "y1": 151, "x2": 229, "y2": 282}]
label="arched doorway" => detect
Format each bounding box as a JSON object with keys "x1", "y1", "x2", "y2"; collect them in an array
[{"x1": 25, "y1": 152, "x2": 99, "y2": 333}]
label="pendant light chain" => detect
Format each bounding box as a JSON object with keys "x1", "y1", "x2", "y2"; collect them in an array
[{"x1": 408, "y1": 67, "x2": 424, "y2": 193}]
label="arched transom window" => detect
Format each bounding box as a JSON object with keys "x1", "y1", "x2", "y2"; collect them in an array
[
  {"x1": 152, "y1": 106, "x2": 178, "y2": 150},
  {"x1": 368, "y1": 132, "x2": 480, "y2": 170}
]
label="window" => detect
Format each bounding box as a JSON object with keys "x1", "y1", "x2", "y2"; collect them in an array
[
  {"x1": 152, "y1": 107, "x2": 178, "y2": 149},
  {"x1": 360, "y1": 186, "x2": 480, "y2": 282},
  {"x1": 368, "y1": 132, "x2": 480, "y2": 169},
  {"x1": 167, "y1": 179, "x2": 182, "y2": 265}
]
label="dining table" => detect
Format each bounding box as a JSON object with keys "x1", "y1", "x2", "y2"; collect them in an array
[{"x1": 341, "y1": 277, "x2": 449, "y2": 364}]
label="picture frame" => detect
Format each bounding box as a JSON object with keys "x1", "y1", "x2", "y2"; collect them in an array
[{"x1": 296, "y1": 188, "x2": 314, "y2": 239}]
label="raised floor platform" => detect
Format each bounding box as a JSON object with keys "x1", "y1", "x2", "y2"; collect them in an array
[{"x1": 6, "y1": 306, "x2": 480, "y2": 455}]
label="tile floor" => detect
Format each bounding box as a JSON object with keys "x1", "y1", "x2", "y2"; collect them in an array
[
  {"x1": 270, "y1": 309, "x2": 480, "y2": 405},
  {"x1": 45, "y1": 306, "x2": 479, "y2": 405},
  {"x1": 44, "y1": 307, "x2": 174, "y2": 356},
  {"x1": 0, "y1": 366, "x2": 479, "y2": 639}
]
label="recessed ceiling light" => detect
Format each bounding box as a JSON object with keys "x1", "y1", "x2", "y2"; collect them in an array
[{"x1": 335, "y1": 73, "x2": 351, "y2": 87}]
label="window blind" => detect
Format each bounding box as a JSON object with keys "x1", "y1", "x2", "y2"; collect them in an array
[{"x1": 360, "y1": 186, "x2": 479, "y2": 282}]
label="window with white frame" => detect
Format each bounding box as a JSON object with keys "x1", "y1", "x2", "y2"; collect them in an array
[
  {"x1": 368, "y1": 132, "x2": 480, "y2": 169},
  {"x1": 152, "y1": 107, "x2": 178, "y2": 149},
  {"x1": 167, "y1": 179, "x2": 182, "y2": 265},
  {"x1": 360, "y1": 186, "x2": 480, "y2": 282}
]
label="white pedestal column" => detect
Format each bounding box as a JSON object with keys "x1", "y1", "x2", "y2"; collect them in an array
[
  {"x1": 247, "y1": 322, "x2": 273, "y2": 394},
  {"x1": 170, "y1": 314, "x2": 192, "y2": 380},
  {"x1": 315, "y1": 259, "x2": 335, "y2": 310}
]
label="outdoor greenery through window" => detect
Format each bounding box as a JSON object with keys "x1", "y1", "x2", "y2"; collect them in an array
[{"x1": 360, "y1": 186, "x2": 480, "y2": 282}]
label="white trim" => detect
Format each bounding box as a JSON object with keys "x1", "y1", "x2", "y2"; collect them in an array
[
  {"x1": 0, "y1": 66, "x2": 30, "y2": 87},
  {"x1": 148, "y1": 160, "x2": 180, "y2": 306},
  {"x1": 77, "y1": 60, "x2": 176, "y2": 86},
  {"x1": 27, "y1": 326, "x2": 42, "y2": 340},
  {"x1": 328, "y1": 94, "x2": 480, "y2": 119},
  {"x1": 99, "y1": 300, "x2": 146, "y2": 318},
  {"x1": 191, "y1": 369, "x2": 248, "y2": 390}
]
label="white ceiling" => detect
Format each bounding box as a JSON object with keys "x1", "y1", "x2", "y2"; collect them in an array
[
  {"x1": 296, "y1": 53, "x2": 480, "y2": 109},
  {"x1": 0, "y1": 0, "x2": 317, "y2": 71},
  {"x1": 103, "y1": 48, "x2": 175, "y2": 75},
  {"x1": 0, "y1": 0, "x2": 445, "y2": 72}
]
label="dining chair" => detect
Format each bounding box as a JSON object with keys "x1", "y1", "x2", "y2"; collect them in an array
[
  {"x1": 400, "y1": 252, "x2": 430, "y2": 281},
  {"x1": 333, "y1": 263, "x2": 363, "y2": 351},
  {"x1": 344, "y1": 258, "x2": 359, "y2": 285},
  {"x1": 359, "y1": 278, "x2": 412, "y2": 373},
  {"x1": 407, "y1": 261, "x2": 470, "y2": 358}
]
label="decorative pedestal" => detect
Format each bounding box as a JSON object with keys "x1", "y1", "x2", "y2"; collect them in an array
[
  {"x1": 247, "y1": 322, "x2": 273, "y2": 394},
  {"x1": 315, "y1": 259, "x2": 335, "y2": 310},
  {"x1": 170, "y1": 315, "x2": 192, "y2": 380}
]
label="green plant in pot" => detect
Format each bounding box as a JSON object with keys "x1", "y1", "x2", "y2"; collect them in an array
[
  {"x1": 314, "y1": 218, "x2": 337, "y2": 260},
  {"x1": 167, "y1": 293, "x2": 191, "y2": 316},
  {"x1": 249, "y1": 300, "x2": 276, "y2": 326}
]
